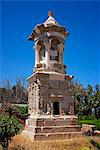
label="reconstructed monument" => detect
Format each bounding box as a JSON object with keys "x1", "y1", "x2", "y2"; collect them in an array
[{"x1": 23, "y1": 11, "x2": 81, "y2": 141}]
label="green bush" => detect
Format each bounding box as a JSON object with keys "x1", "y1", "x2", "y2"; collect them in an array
[{"x1": 0, "y1": 113, "x2": 23, "y2": 149}]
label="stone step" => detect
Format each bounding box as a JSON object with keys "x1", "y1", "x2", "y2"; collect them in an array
[
  {"x1": 25, "y1": 125, "x2": 81, "y2": 133},
  {"x1": 27, "y1": 115, "x2": 78, "y2": 126},
  {"x1": 34, "y1": 132, "x2": 82, "y2": 141},
  {"x1": 36, "y1": 119, "x2": 77, "y2": 126},
  {"x1": 35, "y1": 125, "x2": 81, "y2": 133},
  {"x1": 27, "y1": 118, "x2": 77, "y2": 126}
]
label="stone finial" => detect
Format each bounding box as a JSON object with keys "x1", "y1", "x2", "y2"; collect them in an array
[{"x1": 48, "y1": 11, "x2": 53, "y2": 17}]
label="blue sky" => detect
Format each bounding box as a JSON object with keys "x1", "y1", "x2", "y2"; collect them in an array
[{"x1": 0, "y1": 1, "x2": 100, "y2": 87}]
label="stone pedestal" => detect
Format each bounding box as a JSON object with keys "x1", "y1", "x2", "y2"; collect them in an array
[{"x1": 23, "y1": 72, "x2": 82, "y2": 141}]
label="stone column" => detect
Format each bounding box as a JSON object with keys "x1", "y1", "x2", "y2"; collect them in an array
[
  {"x1": 57, "y1": 43, "x2": 64, "y2": 64},
  {"x1": 34, "y1": 43, "x2": 41, "y2": 67},
  {"x1": 44, "y1": 41, "x2": 50, "y2": 67}
]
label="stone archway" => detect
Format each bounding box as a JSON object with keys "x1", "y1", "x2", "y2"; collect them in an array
[{"x1": 50, "y1": 39, "x2": 60, "y2": 61}]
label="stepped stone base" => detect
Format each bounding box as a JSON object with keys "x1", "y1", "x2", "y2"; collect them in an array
[
  {"x1": 22, "y1": 114, "x2": 82, "y2": 141},
  {"x1": 34, "y1": 132, "x2": 82, "y2": 141}
]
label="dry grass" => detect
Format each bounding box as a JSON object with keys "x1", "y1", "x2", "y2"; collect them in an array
[
  {"x1": 89, "y1": 136, "x2": 100, "y2": 144},
  {"x1": 8, "y1": 134, "x2": 99, "y2": 150}
]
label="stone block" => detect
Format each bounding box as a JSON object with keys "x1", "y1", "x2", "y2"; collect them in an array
[{"x1": 35, "y1": 125, "x2": 81, "y2": 133}]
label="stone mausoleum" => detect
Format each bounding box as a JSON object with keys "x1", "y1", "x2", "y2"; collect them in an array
[{"x1": 23, "y1": 11, "x2": 81, "y2": 141}]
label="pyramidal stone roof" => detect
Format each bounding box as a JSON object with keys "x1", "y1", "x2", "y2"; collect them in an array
[{"x1": 28, "y1": 11, "x2": 68, "y2": 41}]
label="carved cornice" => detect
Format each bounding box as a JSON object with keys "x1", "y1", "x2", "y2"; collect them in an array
[{"x1": 28, "y1": 19, "x2": 68, "y2": 41}]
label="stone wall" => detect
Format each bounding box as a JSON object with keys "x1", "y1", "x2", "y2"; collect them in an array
[{"x1": 28, "y1": 73, "x2": 74, "y2": 115}]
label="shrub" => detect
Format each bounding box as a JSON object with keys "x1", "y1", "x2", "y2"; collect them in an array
[{"x1": 0, "y1": 113, "x2": 23, "y2": 149}]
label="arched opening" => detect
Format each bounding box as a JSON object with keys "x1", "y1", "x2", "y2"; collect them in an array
[
  {"x1": 37, "y1": 41, "x2": 45, "y2": 63},
  {"x1": 50, "y1": 39, "x2": 60, "y2": 62}
]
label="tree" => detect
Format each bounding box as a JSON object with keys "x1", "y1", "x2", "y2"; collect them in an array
[
  {"x1": 0, "y1": 78, "x2": 28, "y2": 104},
  {"x1": 12, "y1": 77, "x2": 28, "y2": 103},
  {"x1": 72, "y1": 81, "x2": 88, "y2": 116},
  {"x1": 93, "y1": 84, "x2": 100, "y2": 118},
  {"x1": 86, "y1": 84, "x2": 94, "y2": 116},
  {"x1": 73, "y1": 81, "x2": 100, "y2": 118}
]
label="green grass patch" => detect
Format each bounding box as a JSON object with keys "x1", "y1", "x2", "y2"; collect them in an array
[{"x1": 78, "y1": 119, "x2": 100, "y2": 130}]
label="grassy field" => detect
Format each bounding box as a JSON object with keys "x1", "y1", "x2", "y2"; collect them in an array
[{"x1": 78, "y1": 119, "x2": 100, "y2": 130}]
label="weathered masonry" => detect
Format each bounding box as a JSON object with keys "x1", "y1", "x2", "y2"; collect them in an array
[{"x1": 22, "y1": 11, "x2": 81, "y2": 141}]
